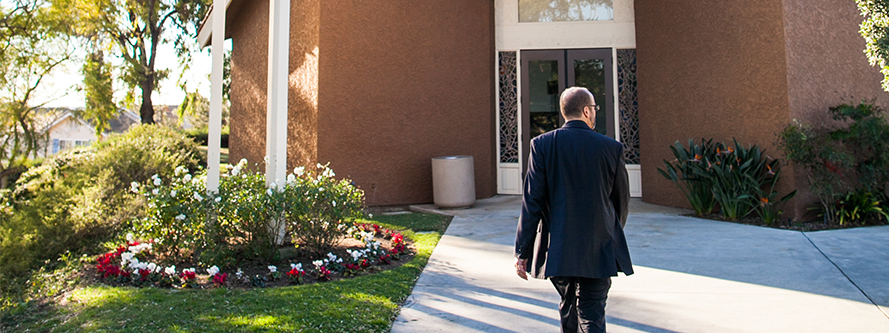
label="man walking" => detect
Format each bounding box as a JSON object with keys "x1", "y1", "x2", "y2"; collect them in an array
[{"x1": 514, "y1": 87, "x2": 633, "y2": 333}]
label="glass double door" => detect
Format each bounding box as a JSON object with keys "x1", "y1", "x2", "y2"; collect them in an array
[{"x1": 520, "y1": 49, "x2": 614, "y2": 173}]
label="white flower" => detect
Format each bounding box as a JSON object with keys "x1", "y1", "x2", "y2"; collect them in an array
[
  {"x1": 316, "y1": 163, "x2": 324, "y2": 169},
  {"x1": 266, "y1": 188, "x2": 273, "y2": 196},
  {"x1": 286, "y1": 174, "x2": 296, "y2": 184},
  {"x1": 294, "y1": 167, "x2": 305, "y2": 176},
  {"x1": 236, "y1": 268, "x2": 244, "y2": 278},
  {"x1": 290, "y1": 263, "x2": 302, "y2": 271},
  {"x1": 128, "y1": 243, "x2": 152, "y2": 254},
  {"x1": 170, "y1": 190, "x2": 177, "y2": 197},
  {"x1": 215, "y1": 197, "x2": 222, "y2": 203},
  {"x1": 126, "y1": 233, "x2": 134, "y2": 242},
  {"x1": 183, "y1": 174, "x2": 192, "y2": 182},
  {"x1": 312, "y1": 260, "x2": 324, "y2": 268},
  {"x1": 147, "y1": 262, "x2": 157, "y2": 273},
  {"x1": 165, "y1": 265, "x2": 176, "y2": 275},
  {"x1": 175, "y1": 166, "x2": 187, "y2": 176},
  {"x1": 238, "y1": 158, "x2": 248, "y2": 167},
  {"x1": 175, "y1": 214, "x2": 186, "y2": 221},
  {"x1": 327, "y1": 252, "x2": 337, "y2": 261},
  {"x1": 121, "y1": 252, "x2": 135, "y2": 265},
  {"x1": 231, "y1": 166, "x2": 241, "y2": 176},
  {"x1": 337, "y1": 258, "x2": 343, "y2": 263},
  {"x1": 193, "y1": 192, "x2": 203, "y2": 201},
  {"x1": 332, "y1": 200, "x2": 337, "y2": 207},
  {"x1": 264, "y1": 156, "x2": 270, "y2": 164},
  {"x1": 267, "y1": 265, "x2": 277, "y2": 273},
  {"x1": 319, "y1": 187, "x2": 325, "y2": 192},
  {"x1": 322, "y1": 168, "x2": 335, "y2": 178},
  {"x1": 153, "y1": 177, "x2": 162, "y2": 186},
  {"x1": 208, "y1": 265, "x2": 220, "y2": 276},
  {"x1": 152, "y1": 189, "x2": 159, "y2": 195},
  {"x1": 130, "y1": 182, "x2": 140, "y2": 193}
]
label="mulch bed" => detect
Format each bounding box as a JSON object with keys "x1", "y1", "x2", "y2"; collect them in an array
[{"x1": 686, "y1": 213, "x2": 888, "y2": 232}]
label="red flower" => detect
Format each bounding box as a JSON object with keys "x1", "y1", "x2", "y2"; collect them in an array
[
  {"x1": 212, "y1": 272, "x2": 228, "y2": 285},
  {"x1": 180, "y1": 270, "x2": 196, "y2": 280},
  {"x1": 379, "y1": 254, "x2": 391, "y2": 264},
  {"x1": 824, "y1": 161, "x2": 842, "y2": 175}
]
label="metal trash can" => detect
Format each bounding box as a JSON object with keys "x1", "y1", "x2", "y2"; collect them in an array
[{"x1": 432, "y1": 155, "x2": 475, "y2": 209}]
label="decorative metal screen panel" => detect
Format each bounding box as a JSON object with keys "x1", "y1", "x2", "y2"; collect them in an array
[
  {"x1": 617, "y1": 49, "x2": 640, "y2": 164},
  {"x1": 499, "y1": 51, "x2": 519, "y2": 163}
]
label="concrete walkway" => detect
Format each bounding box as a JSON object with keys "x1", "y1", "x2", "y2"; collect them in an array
[{"x1": 391, "y1": 196, "x2": 889, "y2": 333}]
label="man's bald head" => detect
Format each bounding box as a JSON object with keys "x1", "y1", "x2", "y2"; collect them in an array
[{"x1": 560, "y1": 87, "x2": 594, "y2": 119}]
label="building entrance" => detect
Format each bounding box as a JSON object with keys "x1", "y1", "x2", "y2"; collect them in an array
[{"x1": 520, "y1": 49, "x2": 614, "y2": 174}]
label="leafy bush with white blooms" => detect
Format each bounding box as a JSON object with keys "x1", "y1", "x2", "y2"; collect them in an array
[
  {"x1": 130, "y1": 159, "x2": 365, "y2": 267},
  {"x1": 284, "y1": 163, "x2": 365, "y2": 255}
]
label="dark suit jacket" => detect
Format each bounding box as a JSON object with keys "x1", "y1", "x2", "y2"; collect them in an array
[{"x1": 515, "y1": 120, "x2": 633, "y2": 279}]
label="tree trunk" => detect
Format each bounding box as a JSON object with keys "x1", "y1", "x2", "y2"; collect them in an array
[{"x1": 140, "y1": 80, "x2": 155, "y2": 124}]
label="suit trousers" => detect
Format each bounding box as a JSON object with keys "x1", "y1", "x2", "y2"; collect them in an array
[{"x1": 550, "y1": 276, "x2": 612, "y2": 333}]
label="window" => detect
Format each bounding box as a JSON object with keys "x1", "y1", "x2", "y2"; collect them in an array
[
  {"x1": 52, "y1": 139, "x2": 91, "y2": 155},
  {"x1": 519, "y1": 0, "x2": 614, "y2": 23}
]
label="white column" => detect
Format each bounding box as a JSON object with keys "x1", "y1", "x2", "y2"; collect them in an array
[
  {"x1": 266, "y1": 0, "x2": 289, "y2": 189},
  {"x1": 267, "y1": 0, "x2": 290, "y2": 245},
  {"x1": 207, "y1": 0, "x2": 226, "y2": 192}
]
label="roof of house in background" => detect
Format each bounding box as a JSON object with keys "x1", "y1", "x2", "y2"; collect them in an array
[{"x1": 41, "y1": 108, "x2": 142, "y2": 135}]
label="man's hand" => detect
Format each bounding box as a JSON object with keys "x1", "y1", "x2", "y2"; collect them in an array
[{"x1": 515, "y1": 258, "x2": 528, "y2": 280}]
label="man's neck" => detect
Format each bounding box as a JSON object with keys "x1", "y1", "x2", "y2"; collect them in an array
[{"x1": 564, "y1": 118, "x2": 592, "y2": 129}]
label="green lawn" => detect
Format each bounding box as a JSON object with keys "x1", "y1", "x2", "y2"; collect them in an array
[{"x1": 1, "y1": 213, "x2": 452, "y2": 332}]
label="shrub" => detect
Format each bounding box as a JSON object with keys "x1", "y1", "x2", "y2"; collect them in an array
[
  {"x1": 660, "y1": 138, "x2": 794, "y2": 221},
  {"x1": 0, "y1": 124, "x2": 201, "y2": 296},
  {"x1": 211, "y1": 159, "x2": 283, "y2": 265},
  {"x1": 285, "y1": 164, "x2": 365, "y2": 255},
  {"x1": 694, "y1": 140, "x2": 791, "y2": 221},
  {"x1": 824, "y1": 190, "x2": 888, "y2": 225},
  {"x1": 132, "y1": 168, "x2": 209, "y2": 263},
  {"x1": 779, "y1": 101, "x2": 889, "y2": 223},
  {"x1": 183, "y1": 126, "x2": 229, "y2": 148},
  {"x1": 657, "y1": 139, "x2": 718, "y2": 216},
  {"x1": 131, "y1": 160, "x2": 366, "y2": 267}
]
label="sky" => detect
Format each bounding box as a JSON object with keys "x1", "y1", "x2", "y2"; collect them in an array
[{"x1": 32, "y1": 38, "x2": 230, "y2": 109}]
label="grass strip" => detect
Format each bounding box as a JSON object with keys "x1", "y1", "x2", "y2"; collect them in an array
[{"x1": 2, "y1": 213, "x2": 451, "y2": 332}]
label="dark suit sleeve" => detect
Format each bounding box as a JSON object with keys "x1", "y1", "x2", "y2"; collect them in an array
[
  {"x1": 515, "y1": 139, "x2": 547, "y2": 259},
  {"x1": 611, "y1": 145, "x2": 630, "y2": 228}
]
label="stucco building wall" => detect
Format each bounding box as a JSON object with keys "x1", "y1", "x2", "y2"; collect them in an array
[
  {"x1": 316, "y1": 1, "x2": 496, "y2": 206},
  {"x1": 228, "y1": 1, "x2": 271, "y2": 170},
  {"x1": 781, "y1": 0, "x2": 889, "y2": 217},
  {"x1": 228, "y1": 0, "x2": 496, "y2": 206},
  {"x1": 635, "y1": 0, "x2": 889, "y2": 219},
  {"x1": 635, "y1": 0, "x2": 792, "y2": 212}
]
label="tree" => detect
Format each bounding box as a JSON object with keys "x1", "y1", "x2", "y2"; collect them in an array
[
  {"x1": 858, "y1": 0, "x2": 889, "y2": 91},
  {"x1": 52, "y1": 0, "x2": 210, "y2": 124},
  {"x1": 0, "y1": 0, "x2": 73, "y2": 187},
  {"x1": 177, "y1": 47, "x2": 229, "y2": 128},
  {"x1": 81, "y1": 47, "x2": 116, "y2": 138}
]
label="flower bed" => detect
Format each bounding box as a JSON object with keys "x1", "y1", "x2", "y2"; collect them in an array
[{"x1": 89, "y1": 223, "x2": 411, "y2": 289}]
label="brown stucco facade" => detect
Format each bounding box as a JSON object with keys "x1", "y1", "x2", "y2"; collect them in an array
[
  {"x1": 228, "y1": 0, "x2": 496, "y2": 206},
  {"x1": 635, "y1": 0, "x2": 889, "y2": 219}
]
